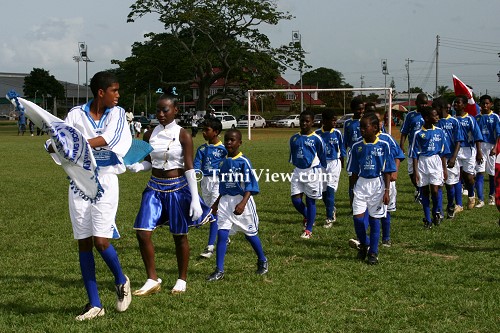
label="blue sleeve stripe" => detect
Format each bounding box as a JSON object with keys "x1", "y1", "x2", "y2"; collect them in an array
[{"x1": 108, "y1": 110, "x2": 125, "y2": 148}]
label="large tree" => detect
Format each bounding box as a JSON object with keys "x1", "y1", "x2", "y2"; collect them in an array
[
  {"x1": 23, "y1": 68, "x2": 65, "y2": 103},
  {"x1": 125, "y1": 0, "x2": 303, "y2": 111},
  {"x1": 301, "y1": 67, "x2": 352, "y2": 107}
]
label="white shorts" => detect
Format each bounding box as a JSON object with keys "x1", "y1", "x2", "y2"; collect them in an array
[
  {"x1": 69, "y1": 173, "x2": 120, "y2": 240},
  {"x1": 323, "y1": 159, "x2": 342, "y2": 191},
  {"x1": 475, "y1": 142, "x2": 495, "y2": 175},
  {"x1": 445, "y1": 159, "x2": 460, "y2": 185},
  {"x1": 352, "y1": 176, "x2": 387, "y2": 219},
  {"x1": 416, "y1": 155, "x2": 444, "y2": 187},
  {"x1": 217, "y1": 195, "x2": 259, "y2": 236},
  {"x1": 387, "y1": 181, "x2": 397, "y2": 212},
  {"x1": 290, "y1": 167, "x2": 323, "y2": 199},
  {"x1": 407, "y1": 157, "x2": 414, "y2": 174},
  {"x1": 200, "y1": 176, "x2": 220, "y2": 206},
  {"x1": 457, "y1": 147, "x2": 476, "y2": 175}
]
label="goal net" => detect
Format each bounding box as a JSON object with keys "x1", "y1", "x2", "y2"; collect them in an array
[{"x1": 246, "y1": 87, "x2": 393, "y2": 140}]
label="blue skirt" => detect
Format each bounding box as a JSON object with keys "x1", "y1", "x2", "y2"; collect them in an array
[{"x1": 134, "y1": 175, "x2": 214, "y2": 235}]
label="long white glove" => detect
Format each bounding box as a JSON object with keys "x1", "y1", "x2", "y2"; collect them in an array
[
  {"x1": 127, "y1": 161, "x2": 152, "y2": 173},
  {"x1": 185, "y1": 169, "x2": 202, "y2": 221}
]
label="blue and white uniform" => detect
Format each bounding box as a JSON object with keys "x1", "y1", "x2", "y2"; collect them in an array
[
  {"x1": 400, "y1": 111, "x2": 424, "y2": 173},
  {"x1": 134, "y1": 122, "x2": 213, "y2": 235},
  {"x1": 289, "y1": 132, "x2": 327, "y2": 199},
  {"x1": 343, "y1": 118, "x2": 362, "y2": 151},
  {"x1": 475, "y1": 112, "x2": 500, "y2": 175},
  {"x1": 315, "y1": 127, "x2": 345, "y2": 191},
  {"x1": 456, "y1": 114, "x2": 483, "y2": 174},
  {"x1": 410, "y1": 126, "x2": 450, "y2": 187},
  {"x1": 65, "y1": 101, "x2": 131, "y2": 239},
  {"x1": 347, "y1": 138, "x2": 396, "y2": 218},
  {"x1": 378, "y1": 132, "x2": 405, "y2": 212},
  {"x1": 437, "y1": 115, "x2": 464, "y2": 185},
  {"x1": 217, "y1": 152, "x2": 260, "y2": 236},
  {"x1": 194, "y1": 142, "x2": 228, "y2": 205}
]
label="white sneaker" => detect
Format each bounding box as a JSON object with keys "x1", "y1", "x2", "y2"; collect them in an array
[
  {"x1": 489, "y1": 195, "x2": 495, "y2": 206},
  {"x1": 323, "y1": 219, "x2": 334, "y2": 229},
  {"x1": 200, "y1": 245, "x2": 214, "y2": 258},
  {"x1": 115, "y1": 275, "x2": 131, "y2": 312},
  {"x1": 133, "y1": 278, "x2": 162, "y2": 296},
  {"x1": 467, "y1": 196, "x2": 475, "y2": 209},
  {"x1": 171, "y1": 279, "x2": 187, "y2": 294},
  {"x1": 300, "y1": 230, "x2": 312, "y2": 239},
  {"x1": 462, "y1": 189, "x2": 468, "y2": 196},
  {"x1": 454, "y1": 205, "x2": 463, "y2": 214},
  {"x1": 348, "y1": 238, "x2": 361, "y2": 250},
  {"x1": 475, "y1": 200, "x2": 485, "y2": 208},
  {"x1": 75, "y1": 304, "x2": 105, "y2": 321}
]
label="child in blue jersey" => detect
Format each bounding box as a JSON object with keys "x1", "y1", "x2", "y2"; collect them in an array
[
  {"x1": 454, "y1": 95, "x2": 484, "y2": 209},
  {"x1": 344, "y1": 97, "x2": 365, "y2": 206},
  {"x1": 289, "y1": 110, "x2": 327, "y2": 239},
  {"x1": 347, "y1": 113, "x2": 396, "y2": 265},
  {"x1": 435, "y1": 97, "x2": 464, "y2": 218},
  {"x1": 474, "y1": 95, "x2": 500, "y2": 207},
  {"x1": 315, "y1": 110, "x2": 345, "y2": 228},
  {"x1": 206, "y1": 129, "x2": 268, "y2": 281},
  {"x1": 194, "y1": 118, "x2": 228, "y2": 258},
  {"x1": 399, "y1": 93, "x2": 428, "y2": 202},
  {"x1": 410, "y1": 107, "x2": 450, "y2": 228}
]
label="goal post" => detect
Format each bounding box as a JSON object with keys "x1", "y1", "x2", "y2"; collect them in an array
[{"x1": 247, "y1": 87, "x2": 393, "y2": 140}]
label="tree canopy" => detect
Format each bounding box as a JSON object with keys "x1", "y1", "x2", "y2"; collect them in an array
[
  {"x1": 23, "y1": 68, "x2": 65, "y2": 102},
  {"x1": 121, "y1": 0, "x2": 304, "y2": 111},
  {"x1": 300, "y1": 67, "x2": 352, "y2": 108}
]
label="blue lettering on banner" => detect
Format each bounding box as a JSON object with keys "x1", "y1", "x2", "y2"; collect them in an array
[{"x1": 93, "y1": 150, "x2": 120, "y2": 167}]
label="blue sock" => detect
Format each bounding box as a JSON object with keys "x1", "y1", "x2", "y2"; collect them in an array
[
  {"x1": 446, "y1": 185, "x2": 455, "y2": 208},
  {"x1": 437, "y1": 188, "x2": 443, "y2": 214},
  {"x1": 368, "y1": 217, "x2": 381, "y2": 255},
  {"x1": 489, "y1": 175, "x2": 495, "y2": 196},
  {"x1": 215, "y1": 229, "x2": 230, "y2": 272},
  {"x1": 305, "y1": 196, "x2": 316, "y2": 232},
  {"x1": 98, "y1": 244, "x2": 126, "y2": 285},
  {"x1": 363, "y1": 209, "x2": 370, "y2": 244},
  {"x1": 353, "y1": 215, "x2": 368, "y2": 246},
  {"x1": 381, "y1": 212, "x2": 391, "y2": 242},
  {"x1": 244, "y1": 235, "x2": 266, "y2": 262},
  {"x1": 454, "y1": 182, "x2": 463, "y2": 206},
  {"x1": 422, "y1": 193, "x2": 431, "y2": 222},
  {"x1": 431, "y1": 190, "x2": 441, "y2": 215},
  {"x1": 475, "y1": 173, "x2": 484, "y2": 201},
  {"x1": 322, "y1": 186, "x2": 335, "y2": 219},
  {"x1": 207, "y1": 219, "x2": 218, "y2": 246},
  {"x1": 79, "y1": 251, "x2": 101, "y2": 308},
  {"x1": 291, "y1": 197, "x2": 307, "y2": 218}
]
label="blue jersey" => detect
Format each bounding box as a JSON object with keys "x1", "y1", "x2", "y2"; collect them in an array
[
  {"x1": 343, "y1": 118, "x2": 362, "y2": 149},
  {"x1": 437, "y1": 115, "x2": 464, "y2": 158},
  {"x1": 456, "y1": 114, "x2": 483, "y2": 148},
  {"x1": 315, "y1": 128, "x2": 346, "y2": 160},
  {"x1": 218, "y1": 152, "x2": 259, "y2": 196},
  {"x1": 193, "y1": 141, "x2": 228, "y2": 176},
  {"x1": 378, "y1": 132, "x2": 405, "y2": 162},
  {"x1": 347, "y1": 138, "x2": 397, "y2": 178},
  {"x1": 400, "y1": 111, "x2": 424, "y2": 149},
  {"x1": 289, "y1": 132, "x2": 327, "y2": 169},
  {"x1": 475, "y1": 112, "x2": 500, "y2": 144},
  {"x1": 410, "y1": 126, "x2": 450, "y2": 158}
]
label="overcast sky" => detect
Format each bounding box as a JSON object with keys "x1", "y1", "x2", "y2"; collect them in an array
[{"x1": 2, "y1": 0, "x2": 500, "y2": 96}]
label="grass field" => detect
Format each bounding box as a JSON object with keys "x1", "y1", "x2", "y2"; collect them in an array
[{"x1": 0, "y1": 124, "x2": 499, "y2": 333}]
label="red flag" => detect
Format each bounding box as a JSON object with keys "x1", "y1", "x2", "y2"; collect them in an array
[{"x1": 452, "y1": 75, "x2": 478, "y2": 116}]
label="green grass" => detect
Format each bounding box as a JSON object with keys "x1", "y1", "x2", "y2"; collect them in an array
[{"x1": 0, "y1": 125, "x2": 499, "y2": 333}]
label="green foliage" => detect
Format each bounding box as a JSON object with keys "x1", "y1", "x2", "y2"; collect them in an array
[
  {"x1": 300, "y1": 67, "x2": 353, "y2": 108},
  {"x1": 1, "y1": 125, "x2": 499, "y2": 332},
  {"x1": 409, "y1": 86, "x2": 424, "y2": 93},
  {"x1": 23, "y1": 68, "x2": 65, "y2": 101}
]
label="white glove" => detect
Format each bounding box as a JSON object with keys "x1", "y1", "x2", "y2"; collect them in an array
[
  {"x1": 185, "y1": 169, "x2": 202, "y2": 221},
  {"x1": 127, "y1": 161, "x2": 152, "y2": 173}
]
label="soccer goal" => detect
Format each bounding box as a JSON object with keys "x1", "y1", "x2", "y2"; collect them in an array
[{"x1": 246, "y1": 87, "x2": 393, "y2": 140}]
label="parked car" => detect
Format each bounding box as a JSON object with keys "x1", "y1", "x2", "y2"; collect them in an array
[
  {"x1": 276, "y1": 114, "x2": 300, "y2": 128},
  {"x1": 237, "y1": 114, "x2": 266, "y2": 128},
  {"x1": 216, "y1": 115, "x2": 237, "y2": 129},
  {"x1": 335, "y1": 113, "x2": 354, "y2": 128},
  {"x1": 313, "y1": 114, "x2": 322, "y2": 127},
  {"x1": 133, "y1": 115, "x2": 150, "y2": 129},
  {"x1": 149, "y1": 115, "x2": 160, "y2": 127},
  {"x1": 214, "y1": 111, "x2": 229, "y2": 117},
  {"x1": 268, "y1": 115, "x2": 287, "y2": 127}
]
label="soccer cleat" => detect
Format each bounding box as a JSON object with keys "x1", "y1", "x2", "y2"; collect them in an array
[
  {"x1": 432, "y1": 213, "x2": 443, "y2": 226},
  {"x1": 423, "y1": 218, "x2": 432, "y2": 229},
  {"x1": 357, "y1": 245, "x2": 368, "y2": 261},
  {"x1": 200, "y1": 245, "x2": 214, "y2": 259},
  {"x1": 115, "y1": 275, "x2": 131, "y2": 312},
  {"x1": 489, "y1": 195, "x2": 495, "y2": 206},
  {"x1": 300, "y1": 230, "x2": 312, "y2": 239},
  {"x1": 256, "y1": 260, "x2": 269, "y2": 275},
  {"x1": 171, "y1": 279, "x2": 187, "y2": 294},
  {"x1": 323, "y1": 219, "x2": 334, "y2": 229},
  {"x1": 454, "y1": 205, "x2": 463, "y2": 214},
  {"x1": 382, "y1": 239, "x2": 392, "y2": 247},
  {"x1": 462, "y1": 189, "x2": 468, "y2": 196},
  {"x1": 133, "y1": 278, "x2": 162, "y2": 296},
  {"x1": 367, "y1": 253, "x2": 379, "y2": 265},
  {"x1": 226, "y1": 237, "x2": 231, "y2": 246},
  {"x1": 207, "y1": 268, "x2": 225, "y2": 282},
  {"x1": 446, "y1": 205, "x2": 455, "y2": 219},
  {"x1": 75, "y1": 303, "x2": 105, "y2": 321},
  {"x1": 414, "y1": 189, "x2": 422, "y2": 204},
  {"x1": 475, "y1": 200, "x2": 485, "y2": 208},
  {"x1": 348, "y1": 238, "x2": 361, "y2": 250},
  {"x1": 467, "y1": 196, "x2": 475, "y2": 209},
  {"x1": 332, "y1": 209, "x2": 337, "y2": 222}
]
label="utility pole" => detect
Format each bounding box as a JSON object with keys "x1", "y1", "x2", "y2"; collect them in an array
[
  {"x1": 435, "y1": 35, "x2": 440, "y2": 97},
  {"x1": 360, "y1": 75, "x2": 365, "y2": 97},
  {"x1": 405, "y1": 58, "x2": 414, "y2": 108},
  {"x1": 292, "y1": 31, "x2": 304, "y2": 112},
  {"x1": 382, "y1": 59, "x2": 389, "y2": 112}
]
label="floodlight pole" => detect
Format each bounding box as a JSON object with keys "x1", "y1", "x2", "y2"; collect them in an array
[
  {"x1": 382, "y1": 59, "x2": 389, "y2": 113},
  {"x1": 72, "y1": 56, "x2": 81, "y2": 102},
  {"x1": 292, "y1": 30, "x2": 303, "y2": 112}
]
